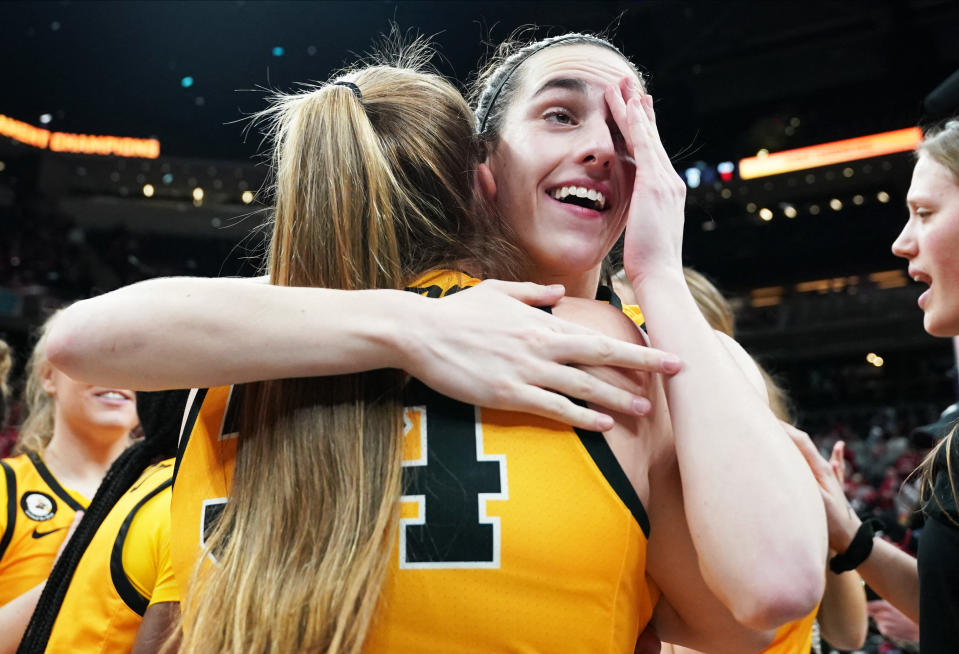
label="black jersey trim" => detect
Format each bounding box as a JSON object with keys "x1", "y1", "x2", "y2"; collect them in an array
[
  {"x1": 173, "y1": 387, "x2": 209, "y2": 484},
  {"x1": 596, "y1": 284, "x2": 623, "y2": 310},
  {"x1": 110, "y1": 478, "x2": 173, "y2": 616},
  {"x1": 25, "y1": 451, "x2": 85, "y2": 512},
  {"x1": 404, "y1": 283, "x2": 467, "y2": 298},
  {"x1": 573, "y1": 424, "x2": 650, "y2": 537},
  {"x1": 0, "y1": 460, "x2": 17, "y2": 561},
  {"x1": 543, "y1": 290, "x2": 649, "y2": 537}
]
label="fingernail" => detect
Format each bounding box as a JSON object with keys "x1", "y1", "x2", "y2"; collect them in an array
[
  {"x1": 548, "y1": 284, "x2": 565, "y2": 294},
  {"x1": 662, "y1": 357, "x2": 682, "y2": 373},
  {"x1": 597, "y1": 414, "x2": 615, "y2": 431},
  {"x1": 632, "y1": 397, "x2": 651, "y2": 415}
]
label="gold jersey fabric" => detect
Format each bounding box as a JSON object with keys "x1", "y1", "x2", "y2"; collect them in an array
[
  {"x1": 45, "y1": 459, "x2": 177, "y2": 653},
  {"x1": 171, "y1": 270, "x2": 658, "y2": 652},
  {"x1": 0, "y1": 451, "x2": 88, "y2": 606},
  {"x1": 763, "y1": 605, "x2": 817, "y2": 654}
]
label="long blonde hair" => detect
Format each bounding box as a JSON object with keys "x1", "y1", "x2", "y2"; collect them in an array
[
  {"x1": 180, "y1": 52, "x2": 489, "y2": 654},
  {"x1": 0, "y1": 339, "x2": 11, "y2": 428},
  {"x1": 682, "y1": 267, "x2": 793, "y2": 422},
  {"x1": 913, "y1": 120, "x2": 959, "y2": 520},
  {"x1": 14, "y1": 313, "x2": 61, "y2": 455}
]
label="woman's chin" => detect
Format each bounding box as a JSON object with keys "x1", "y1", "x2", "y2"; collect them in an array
[{"x1": 923, "y1": 311, "x2": 959, "y2": 338}]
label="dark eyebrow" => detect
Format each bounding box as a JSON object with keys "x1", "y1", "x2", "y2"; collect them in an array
[{"x1": 530, "y1": 77, "x2": 589, "y2": 98}]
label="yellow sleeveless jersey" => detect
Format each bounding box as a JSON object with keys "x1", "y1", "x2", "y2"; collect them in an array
[
  {"x1": 763, "y1": 605, "x2": 817, "y2": 654},
  {"x1": 45, "y1": 459, "x2": 177, "y2": 653},
  {"x1": 170, "y1": 270, "x2": 658, "y2": 653},
  {"x1": 0, "y1": 451, "x2": 88, "y2": 605}
]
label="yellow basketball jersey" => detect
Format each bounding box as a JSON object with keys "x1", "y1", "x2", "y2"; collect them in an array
[
  {"x1": 45, "y1": 459, "x2": 176, "y2": 653},
  {"x1": 0, "y1": 451, "x2": 88, "y2": 606},
  {"x1": 763, "y1": 605, "x2": 817, "y2": 654},
  {"x1": 171, "y1": 270, "x2": 658, "y2": 652}
]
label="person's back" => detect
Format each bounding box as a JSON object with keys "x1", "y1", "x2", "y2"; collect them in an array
[{"x1": 173, "y1": 269, "x2": 664, "y2": 653}]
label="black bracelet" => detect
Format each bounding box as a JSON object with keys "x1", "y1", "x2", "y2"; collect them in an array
[{"x1": 829, "y1": 518, "x2": 881, "y2": 573}]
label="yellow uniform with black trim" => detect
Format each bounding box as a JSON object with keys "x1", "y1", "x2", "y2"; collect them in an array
[
  {"x1": 171, "y1": 270, "x2": 659, "y2": 653},
  {"x1": 0, "y1": 451, "x2": 88, "y2": 606},
  {"x1": 46, "y1": 459, "x2": 177, "y2": 652}
]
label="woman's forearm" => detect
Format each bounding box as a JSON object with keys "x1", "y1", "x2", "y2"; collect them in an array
[
  {"x1": 818, "y1": 567, "x2": 868, "y2": 651},
  {"x1": 0, "y1": 583, "x2": 44, "y2": 654},
  {"x1": 855, "y1": 538, "x2": 920, "y2": 622},
  {"x1": 633, "y1": 268, "x2": 828, "y2": 630},
  {"x1": 46, "y1": 277, "x2": 412, "y2": 390},
  {"x1": 47, "y1": 276, "x2": 682, "y2": 431}
]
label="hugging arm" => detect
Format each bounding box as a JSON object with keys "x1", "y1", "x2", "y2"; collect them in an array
[{"x1": 47, "y1": 276, "x2": 681, "y2": 432}]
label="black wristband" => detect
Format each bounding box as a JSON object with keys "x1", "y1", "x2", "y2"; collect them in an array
[{"x1": 829, "y1": 518, "x2": 881, "y2": 573}]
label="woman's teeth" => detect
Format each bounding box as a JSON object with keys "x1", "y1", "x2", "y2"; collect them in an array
[{"x1": 550, "y1": 186, "x2": 606, "y2": 210}]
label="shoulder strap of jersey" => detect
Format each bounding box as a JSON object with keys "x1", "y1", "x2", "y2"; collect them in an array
[
  {"x1": 110, "y1": 478, "x2": 174, "y2": 616},
  {"x1": 0, "y1": 459, "x2": 16, "y2": 561},
  {"x1": 573, "y1": 424, "x2": 650, "y2": 537},
  {"x1": 25, "y1": 451, "x2": 85, "y2": 511},
  {"x1": 173, "y1": 387, "x2": 209, "y2": 484},
  {"x1": 540, "y1": 293, "x2": 650, "y2": 536}
]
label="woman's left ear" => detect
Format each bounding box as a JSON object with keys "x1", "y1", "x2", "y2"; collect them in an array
[{"x1": 476, "y1": 162, "x2": 497, "y2": 203}]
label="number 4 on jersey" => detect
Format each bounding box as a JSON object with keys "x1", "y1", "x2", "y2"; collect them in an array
[{"x1": 400, "y1": 394, "x2": 507, "y2": 569}]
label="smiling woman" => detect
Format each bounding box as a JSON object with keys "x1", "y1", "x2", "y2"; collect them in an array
[
  {"x1": 475, "y1": 40, "x2": 641, "y2": 296},
  {"x1": 0, "y1": 313, "x2": 138, "y2": 651}
]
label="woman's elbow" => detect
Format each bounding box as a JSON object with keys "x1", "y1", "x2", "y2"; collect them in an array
[
  {"x1": 44, "y1": 304, "x2": 96, "y2": 377},
  {"x1": 731, "y1": 566, "x2": 825, "y2": 631}
]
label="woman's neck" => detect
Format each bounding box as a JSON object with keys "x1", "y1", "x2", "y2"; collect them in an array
[
  {"x1": 530, "y1": 267, "x2": 603, "y2": 300},
  {"x1": 42, "y1": 425, "x2": 129, "y2": 499}
]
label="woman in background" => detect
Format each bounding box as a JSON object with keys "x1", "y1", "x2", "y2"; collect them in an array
[
  {"x1": 789, "y1": 119, "x2": 959, "y2": 653},
  {"x1": 0, "y1": 315, "x2": 138, "y2": 651}
]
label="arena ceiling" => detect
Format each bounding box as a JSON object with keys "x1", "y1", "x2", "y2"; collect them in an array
[
  {"x1": 2, "y1": 0, "x2": 959, "y2": 289},
  {"x1": 4, "y1": 0, "x2": 958, "y2": 163}
]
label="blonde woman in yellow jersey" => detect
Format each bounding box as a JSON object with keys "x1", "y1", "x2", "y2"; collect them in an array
[
  {"x1": 0, "y1": 315, "x2": 138, "y2": 651},
  {"x1": 48, "y1": 35, "x2": 828, "y2": 653},
  {"x1": 42, "y1": 458, "x2": 175, "y2": 653}
]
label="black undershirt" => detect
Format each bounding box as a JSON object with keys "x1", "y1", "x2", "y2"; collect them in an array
[{"x1": 918, "y1": 438, "x2": 959, "y2": 652}]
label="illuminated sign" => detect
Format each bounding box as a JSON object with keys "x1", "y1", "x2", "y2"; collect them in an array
[
  {"x1": 0, "y1": 114, "x2": 160, "y2": 158},
  {"x1": 738, "y1": 127, "x2": 921, "y2": 180}
]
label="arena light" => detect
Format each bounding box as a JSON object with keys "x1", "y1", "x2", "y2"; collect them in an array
[
  {"x1": 684, "y1": 167, "x2": 701, "y2": 189},
  {"x1": 0, "y1": 113, "x2": 160, "y2": 158},
  {"x1": 869, "y1": 270, "x2": 908, "y2": 289},
  {"x1": 142, "y1": 183, "x2": 155, "y2": 197},
  {"x1": 241, "y1": 190, "x2": 254, "y2": 204},
  {"x1": 759, "y1": 208, "x2": 773, "y2": 221},
  {"x1": 738, "y1": 127, "x2": 922, "y2": 180},
  {"x1": 717, "y1": 161, "x2": 735, "y2": 182},
  {"x1": 750, "y1": 286, "x2": 784, "y2": 307},
  {"x1": 783, "y1": 205, "x2": 797, "y2": 218},
  {"x1": 192, "y1": 187, "x2": 204, "y2": 201},
  {"x1": 877, "y1": 191, "x2": 890, "y2": 203},
  {"x1": 830, "y1": 198, "x2": 843, "y2": 211}
]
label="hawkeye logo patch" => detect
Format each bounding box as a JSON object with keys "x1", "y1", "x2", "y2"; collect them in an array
[{"x1": 21, "y1": 491, "x2": 57, "y2": 522}]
